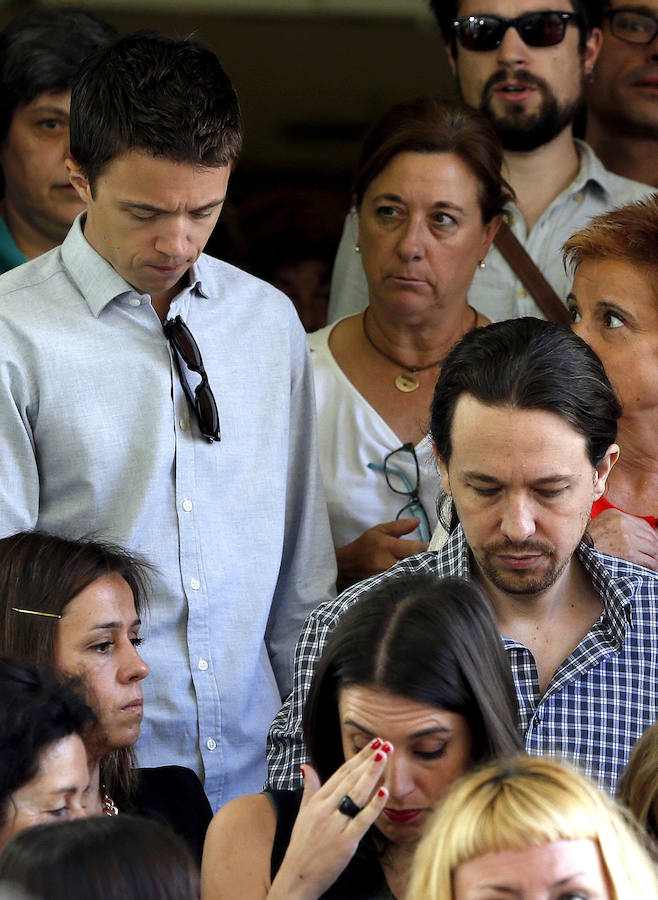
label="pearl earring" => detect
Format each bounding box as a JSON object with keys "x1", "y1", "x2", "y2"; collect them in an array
[{"x1": 478, "y1": 259, "x2": 486, "y2": 269}]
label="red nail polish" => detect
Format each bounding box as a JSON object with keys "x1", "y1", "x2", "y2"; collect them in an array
[
  {"x1": 382, "y1": 742, "x2": 392, "y2": 753},
  {"x1": 300, "y1": 767, "x2": 305, "y2": 779},
  {"x1": 378, "y1": 788, "x2": 386, "y2": 798},
  {"x1": 371, "y1": 738, "x2": 382, "y2": 750},
  {"x1": 374, "y1": 751, "x2": 384, "y2": 762}
]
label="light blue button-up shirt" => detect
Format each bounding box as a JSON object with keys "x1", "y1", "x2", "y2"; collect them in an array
[{"x1": 0, "y1": 215, "x2": 337, "y2": 810}]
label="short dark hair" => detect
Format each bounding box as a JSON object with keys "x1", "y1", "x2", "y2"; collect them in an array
[
  {"x1": 352, "y1": 96, "x2": 514, "y2": 223},
  {"x1": 0, "y1": 658, "x2": 94, "y2": 831},
  {"x1": 0, "y1": 531, "x2": 151, "y2": 802},
  {"x1": 0, "y1": 814, "x2": 199, "y2": 900},
  {"x1": 303, "y1": 574, "x2": 521, "y2": 787},
  {"x1": 0, "y1": 6, "x2": 116, "y2": 145},
  {"x1": 70, "y1": 31, "x2": 243, "y2": 188},
  {"x1": 429, "y1": 0, "x2": 601, "y2": 56},
  {"x1": 430, "y1": 318, "x2": 621, "y2": 469}
]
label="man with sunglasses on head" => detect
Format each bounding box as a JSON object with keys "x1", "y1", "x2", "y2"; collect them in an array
[
  {"x1": 0, "y1": 33, "x2": 336, "y2": 813},
  {"x1": 328, "y1": 0, "x2": 653, "y2": 324},
  {"x1": 586, "y1": 1, "x2": 658, "y2": 186}
]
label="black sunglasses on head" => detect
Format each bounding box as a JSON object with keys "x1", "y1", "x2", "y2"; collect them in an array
[
  {"x1": 452, "y1": 11, "x2": 580, "y2": 51},
  {"x1": 163, "y1": 315, "x2": 221, "y2": 443}
]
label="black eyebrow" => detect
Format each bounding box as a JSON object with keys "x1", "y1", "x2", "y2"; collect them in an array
[
  {"x1": 90, "y1": 618, "x2": 141, "y2": 631},
  {"x1": 120, "y1": 198, "x2": 225, "y2": 215},
  {"x1": 343, "y1": 719, "x2": 452, "y2": 739}
]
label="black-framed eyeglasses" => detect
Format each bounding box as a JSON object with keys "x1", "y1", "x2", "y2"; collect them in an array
[
  {"x1": 163, "y1": 315, "x2": 221, "y2": 443},
  {"x1": 604, "y1": 7, "x2": 658, "y2": 44},
  {"x1": 452, "y1": 11, "x2": 579, "y2": 51},
  {"x1": 367, "y1": 443, "x2": 431, "y2": 542}
]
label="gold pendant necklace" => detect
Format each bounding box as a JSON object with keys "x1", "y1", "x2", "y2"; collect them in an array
[
  {"x1": 362, "y1": 307, "x2": 477, "y2": 393},
  {"x1": 394, "y1": 372, "x2": 420, "y2": 393}
]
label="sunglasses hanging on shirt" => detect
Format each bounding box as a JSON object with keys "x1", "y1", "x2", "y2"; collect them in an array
[
  {"x1": 452, "y1": 11, "x2": 580, "y2": 51},
  {"x1": 163, "y1": 315, "x2": 221, "y2": 443}
]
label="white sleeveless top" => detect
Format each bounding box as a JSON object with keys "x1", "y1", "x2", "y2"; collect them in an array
[{"x1": 309, "y1": 319, "x2": 441, "y2": 549}]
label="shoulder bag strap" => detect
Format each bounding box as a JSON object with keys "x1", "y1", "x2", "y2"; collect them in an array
[{"x1": 494, "y1": 220, "x2": 571, "y2": 325}]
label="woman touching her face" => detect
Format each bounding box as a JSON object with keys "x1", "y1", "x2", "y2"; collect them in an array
[{"x1": 201, "y1": 574, "x2": 521, "y2": 899}]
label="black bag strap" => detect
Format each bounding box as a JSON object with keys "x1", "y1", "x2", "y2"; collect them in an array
[{"x1": 494, "y1": 221, "x2": 571, "y2": 325}]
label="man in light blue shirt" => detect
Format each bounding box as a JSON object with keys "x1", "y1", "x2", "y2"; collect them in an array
[{"x1": 0, "y1": 33, "x2": 336, "y2": 811}]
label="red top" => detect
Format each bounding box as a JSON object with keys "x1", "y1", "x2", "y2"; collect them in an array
[{"x1": 591, "y1": 495, "x2": 658, "y2": 529}]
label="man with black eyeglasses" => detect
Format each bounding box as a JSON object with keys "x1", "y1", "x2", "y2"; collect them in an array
[
  {"x1": 0, "y1": 33, "x2": 336, "y2": 812},
  {"x1": 586, "y1": 1, "x2": 658, "y2": 186},
  {"x1": 328, "y1": 0, "x2": 653, "y2": 324}
]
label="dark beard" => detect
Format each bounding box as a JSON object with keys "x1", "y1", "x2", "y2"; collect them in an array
[{"x1": 479, "y1": 69, "x2": 583, "y2": 152}]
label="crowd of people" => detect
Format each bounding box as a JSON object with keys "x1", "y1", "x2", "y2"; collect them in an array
[{"x1": 0, "y1": 1, "x2": 656, "y2": 898}]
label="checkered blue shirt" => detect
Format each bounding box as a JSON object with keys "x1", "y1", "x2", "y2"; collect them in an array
[{"x1": 266, "y1": 526, "x2": 658, "y2": 795}]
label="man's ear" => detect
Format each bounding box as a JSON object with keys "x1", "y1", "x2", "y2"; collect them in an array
[
  {"x1": 434, "y1": 447, "x2": 452, "y2": 496},
  {"x1": 593, "y1": 443, "x2": 620, "y2": 502},
  {"x1": 584, "y1": 27, "x2": 603, "y2": 77},
  {"x1": 65, "y1": 157, "x2": 92, "y2": 204}
]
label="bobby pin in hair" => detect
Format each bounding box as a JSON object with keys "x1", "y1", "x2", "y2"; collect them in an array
[{"x1": 11, "y1": 607, "x2": 62, "y2": 619}]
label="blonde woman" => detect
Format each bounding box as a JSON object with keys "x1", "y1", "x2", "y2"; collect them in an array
[{"x1": 408, "y1": 755, "x2": 658, "y2": 900}]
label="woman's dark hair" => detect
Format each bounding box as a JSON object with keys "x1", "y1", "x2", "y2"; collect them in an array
[
  {"x1": 0, "y1": 815, "x2": 199, "y2": 900},
  {"x1": 352, "y1": 96, "x2": 514, "y2": 223},
  {"x1": 0, "y1": 531, "x2": 151, "y2": 802},
  {"x1": 0, "y1": 658, "x2": 94, "y2": 831},
  {"x1": 303, "y1": 574, "x2": 521, "y2": 786}
]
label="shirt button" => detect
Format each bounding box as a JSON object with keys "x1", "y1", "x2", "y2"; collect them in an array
[
  {"x1": 190, "y1": 578, "x2": 200, "y2": 591},
  {"x1": 516, "y1": 287, "x2": 527, "y2": 298},
  {"x1": 179, "y1": 419, "x2": 187, "y2": 431},
  {"x1": 206, "y1": 738, "x2": 217, "y2": 751},
  {"x1": 129, "y1": 297, "x2": 141, "y2": 307},
  {"x1": 182, "y1": 499, "x2": 193, "y2": 513},
  {"x1": 198, "y1": 658, "x2": 208, "y2": 671}
]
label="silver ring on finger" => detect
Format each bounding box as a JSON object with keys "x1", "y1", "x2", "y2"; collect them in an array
[{"x1": 338, "y1": 794, "x2": 362, "y2": 818}]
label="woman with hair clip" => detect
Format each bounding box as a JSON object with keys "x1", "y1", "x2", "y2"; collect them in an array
[
  {"x1": 201, "y1": 573, "x2": 521, "y2": 899},
  {"x1": 308, "y1": 96, "x2": 513, "y2": 590},
  {"x1": 0, "y1": 531, "x2": 212, "y2": 865},
  {"x1": 408, "y1": 755, "x2": 658, "y2": 900}
]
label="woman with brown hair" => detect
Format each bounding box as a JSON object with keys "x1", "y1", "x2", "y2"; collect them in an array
[
  {"x1": 310, "y1": 96, "x2": 513, "y2": 589},
  {"x1": 0, "y1": 531, "x2": 212, "y2": 864}
]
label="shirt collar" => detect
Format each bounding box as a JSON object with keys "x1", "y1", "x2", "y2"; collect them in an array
[
  {"x1": 566, "y1": 139, "x2": 611, "y2": 199},
  {"x1": 441, "y1": 528, "x2": 632, "y2": 647},
  {"x1": 60, "y1": 213, "x2": 209, "y2": 317},
  {"x1": 575, "y1": 541, "x2": 635, "y2": 646}
]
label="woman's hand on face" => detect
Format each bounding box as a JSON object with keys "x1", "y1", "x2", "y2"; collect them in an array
[
  {"x1": 588, "y1": 508, "x2": 658, "y2": 571},
  {"x1": 336, "y1": 520, "x2": 429, "y2": 591},
  {"x1": 268, "y1": 739, "x2": 392, "y2": 900}
]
